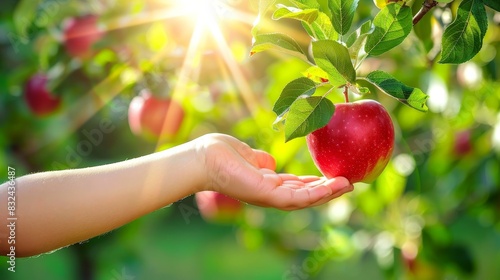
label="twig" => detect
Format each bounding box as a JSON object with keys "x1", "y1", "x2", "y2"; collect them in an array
[
  {"x1": 343, "y1": 86, "x2": 349, "y2": 103},
  {"x1": 413, "y1": 0, "x2": 438, "y2": 26}
]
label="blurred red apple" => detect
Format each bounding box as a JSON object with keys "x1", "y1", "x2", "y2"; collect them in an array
[
  {"x1": 63, "y1": 15, "x2": 103, "y2": 58},
  {"x1": 453, "y1": 130, "x2": 472, "y2": 156},
  {"x1": 306, "y1": 100, "x2": 394, "y2": 184},
  {"x1": 24, "y1": 74, "x2": 61, "y2": 116},
  {"x1": 128, "y1": 90, "x2": 184, "y2": 140},
  {"x1": 402, "y1": 242, "x2": 418, "y2": 274},
  {"x1": 195, "y1": 191, "x2": 243, "y2": 223}
]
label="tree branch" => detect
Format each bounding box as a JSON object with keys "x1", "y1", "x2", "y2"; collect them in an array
[{"x1": 413, "y1": 0, "x2": 439, "y2": 26}]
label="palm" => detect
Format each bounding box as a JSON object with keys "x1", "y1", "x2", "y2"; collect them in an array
[{"x1": 198, "y1": 133, "x2": 353, "y2": 210}]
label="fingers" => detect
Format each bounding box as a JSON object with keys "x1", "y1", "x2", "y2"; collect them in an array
[
  {"x1": 309, "y1": 178, "x2": 354, "y2": 207},
  {"x1": 203, "y1": 134, "x2": 353, "y2": 210},
  {"x1": 259, "y1": 176, "x2": 353, "y2": 210}
]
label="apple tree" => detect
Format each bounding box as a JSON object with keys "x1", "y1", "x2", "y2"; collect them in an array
[
  {"x1": 1, "y1": 0, "x2": 500, "y2": 279},
  {"x1": 247, "y1": 0, "x2": 500, "y2": 278}
]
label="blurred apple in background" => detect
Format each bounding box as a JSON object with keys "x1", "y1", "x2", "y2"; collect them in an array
[
  {"x1": 195, "y1": 191, "x2": 243, "y2": 223},
  {"x1": 63, "y1": 15, "x2": 104, "y2": 58},
  {"x1": 453, "y1": 130, "x2": 473, "y2": 157},
  {"x1": 128, "y1": 89, "x2": 185, "y2": 141},
  {"x1": 24, "y1": 74, "x2": 61, "y2": 116}
]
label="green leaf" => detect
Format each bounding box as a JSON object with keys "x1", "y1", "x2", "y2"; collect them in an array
[
  {"x1": 302, "y1": 12, "x2": 339, "y2": 40},
  {"x1": 285, "y1": 96, "x2": 334, "y2": 142},
  {"x1": 439, "y1": 0, "x2": 488, "y2": 64},
  {"x1": 349, "y1": 83, "x2": 370, "y2": 95},
  {"x1": 13, "y1": 0, "x2": 42, "y2": 37},
  {"x1": 291, "y1": 0, "x2": 321, "y2": 9},
  {"x1": 312, "y1": 40, "x2": 356, "y2": 86},
  {"x1": 273, "y1": 77, "x2": 317, "y2": 116},
  {"x1": 483, "y1": 0, "x2": 500, "y2": 11},
  {"x1": 363, "y1": 70, "x2": 429, "y2": 112},
  {"x1": 272, "y1": 5, "x2": 319, "y2": 24},
  {"x1": 328, "y1": 0, "x2": 359, "y2": 35},
  {"x1": 347, "y1": 20, "x2": 373, "y2": 47},
  {"x1": 347, "y1": 20, "x2": 373, "y2": 65},
  {"x1": 364, "y1": 3, "x2": 413, "y2": 57},
  {"x1": 302, "y1": 66, "x2": 330, "y2": 83},
  {"x1": 250, "y1": 33, "x2": 307, "y2": 61}
]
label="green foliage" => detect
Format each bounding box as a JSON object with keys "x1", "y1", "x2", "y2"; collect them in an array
[
  {"x1": 363, "y1": 70, "x2": 429, "y2": 112},
  {"x1": 364, "y1": 3, "x2": 413, "y2": 57},
  {"x1": 439, "y1": 0, "x2": 488, "y2": 64},
  {"x1": 312, "y1": 40, "x2": 356, "y2": 85},
  {"x1": 483, "y1": 0, "x2": 500, "y2": 11},
  {"x1": 250, "y1": 33, "x2": 306, "y2": 60},
  {"x1": 273, "y1": 77, "x2": 317, "y2": 117},
  {"x1": 251, "y1": 0, "x2": 428, "y2": 140},
  {"x1": 272, "y1": 5, "x2": 319, "y2": 24},
  {"x1": 251, "y1": 0, "x2": 495, "y2": 141},
  {"x1": 302, "y1": 11, "x2": 338, "y2": 40},
  {"x1": 346, "y1": 20, "x2": 373, "y2": 66},
  {"x1": 285, "y1": 96, "x2": 334, "y2": 141},
  {"x1": 328, "y1": 0, "x2": 359, "y2": 35}
]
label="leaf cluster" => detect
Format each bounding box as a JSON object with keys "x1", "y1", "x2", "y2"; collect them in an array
[{"x1": 252, "y1": 0, "x2": 433, "y2": 141}]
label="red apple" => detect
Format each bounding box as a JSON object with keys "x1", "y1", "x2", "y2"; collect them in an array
[
  {"x1": 195, "y1": 191, "x2": 243, "y2": 223},
  {"x1": 306, "y1": 100, "x2": 394, "y2": 184},
  {"x1": 402, "y1": 242, "x2": 419, "y2": 274},
  {"x1": 63, "y1": 15, "x2": 103, "y2": 58},
  {"x1": 453, "y1": 130, "x2": 472, "y2": 156},
  {"x1": 24, "y1": 74, "x2": 61, "y2": 116},
  {"x1": 128, "y1": 90, "x2": 184, "y2": 140}
]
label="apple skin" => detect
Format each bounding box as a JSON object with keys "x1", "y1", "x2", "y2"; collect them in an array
[
  {"x1": 24, "y1": 74, "x2": 61, "y2": 116},
  {"x1": 306, "y1": 100, "x2": 394, "y2": 184},
  {"x1": 63, "y1": 15, "x2": 103, "y2": 58},
  {"x1": 128, "y1": 90, "x2": 185, "y2": 140},
  {"x1": 195, "y1": 191, "x2": 243, "y2": 223}
]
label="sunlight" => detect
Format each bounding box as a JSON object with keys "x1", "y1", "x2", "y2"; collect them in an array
[
  {"x1": 167, "y1": 0, "x2": 223, "y2": 27},
  {"x1": 24, "y1": 0, "x2": 319, "y2": 155},
  {"x1": 157, "y1": 0, "x2": 261, "y2": 146},
  {"x1": 27, "y1": 0, "x2": 261, "y2": 153}
]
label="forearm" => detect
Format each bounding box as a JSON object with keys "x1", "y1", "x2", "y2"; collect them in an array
[{"x1": 0, "y1": 141, "x2": 204, "y2": 257}]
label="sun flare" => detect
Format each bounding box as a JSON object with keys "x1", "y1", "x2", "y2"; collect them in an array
[
  {"x1": 27, "y1": 0, "x2": 262, "y2": 153},
  {"x1": 154, "y1": 0, "x2": 261, "y2": 146}
]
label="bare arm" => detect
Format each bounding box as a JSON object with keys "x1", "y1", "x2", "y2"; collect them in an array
[
  {"x1": 0, "y1": 133, "x2": 352, "y2": 257},
  {"x1": 0, "y1": 140, "x2": 204, "y2": 257}
]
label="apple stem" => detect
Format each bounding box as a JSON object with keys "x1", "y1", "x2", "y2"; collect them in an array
[{"x1": 343, "y1": 86, "x2": 349, "y2": 103}]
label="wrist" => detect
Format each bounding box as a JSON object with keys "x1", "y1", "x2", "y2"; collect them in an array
[
  {"x1": 166, "y1": 140, "x2": 208, "y2": 196},
  {"x1": 192, "y1": 135, "x2": 212, "y2": 192}
]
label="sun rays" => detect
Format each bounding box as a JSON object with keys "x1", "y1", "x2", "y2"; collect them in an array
[{"x1": 28, "y1": 0, "x2": 305, "y2": 155}]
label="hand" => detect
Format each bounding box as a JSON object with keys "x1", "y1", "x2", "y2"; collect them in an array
[{"x1": 194, "y1": 133, "x2": 354, "y2": 210}]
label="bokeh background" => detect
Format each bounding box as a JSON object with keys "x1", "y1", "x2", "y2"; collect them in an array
[{"x1": 1, "y1": 0, "x2": 500, "y2": 279}]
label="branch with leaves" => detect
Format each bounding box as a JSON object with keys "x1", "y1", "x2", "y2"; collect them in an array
[{"x1": 250, "y1": 0, "x2": 498, "y2": 142}]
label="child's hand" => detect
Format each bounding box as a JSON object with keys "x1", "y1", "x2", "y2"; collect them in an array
[{"x1": 194, "y1": 133, "x2": 353, "y2": 210}]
